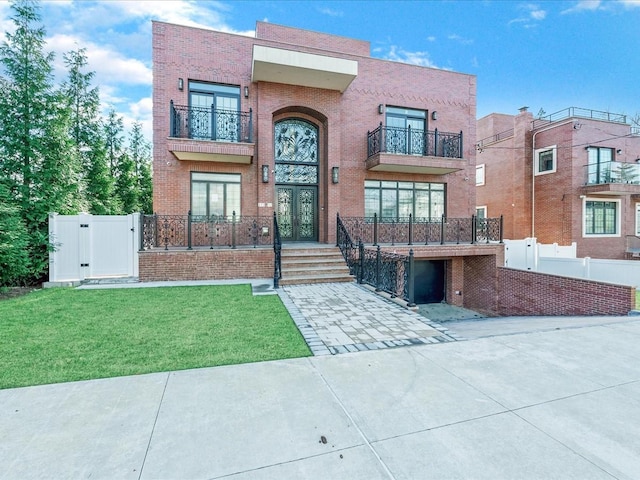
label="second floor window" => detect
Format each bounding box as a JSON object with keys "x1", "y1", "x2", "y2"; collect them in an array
[
  {"x1": 534, "y1": 146, "x2": 556, "y2": 175},
  {"x1": 189, "y1": 82, "x2": 240, "y2": 141},
  {"x1": 385, "y1": 106, "x2": 426, "y2": 156},
  {"x1": 587, "y1": 147, "x2": 614, "y2": 184}
]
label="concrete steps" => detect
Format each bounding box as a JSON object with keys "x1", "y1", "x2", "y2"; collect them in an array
[{"x1": 279, "y1": 246, "x2": 354, "y2": 285}]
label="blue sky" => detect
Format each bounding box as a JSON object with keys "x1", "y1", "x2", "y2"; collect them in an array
[{"x1": 1, "y1": 0, "x2": 639, "y2": 140}]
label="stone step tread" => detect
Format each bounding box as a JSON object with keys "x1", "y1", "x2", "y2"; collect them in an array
[
  {"x1": 279, "y1": 275, "x2": 354, "y2": 285},
  {"x1": 282, "y1": 267, "x2": 351, "y2": 275},
  {"x1": 281, "y1": 258, "x2": 347, "y2": 266}
]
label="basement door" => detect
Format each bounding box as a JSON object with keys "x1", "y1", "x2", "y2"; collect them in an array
[
  {"x1": 414, "y1": 260, "x2": 445, "y2": 303},
  {"x1": 276, "y1": 186, "x2": 318, "y2": 242}
]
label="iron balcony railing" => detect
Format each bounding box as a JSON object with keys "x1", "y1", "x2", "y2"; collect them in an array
[
  {"x1": 367, "y1": 124, "x2": 463, "y2": 158},
  {"x1": 336, "y1": 213, "x2": 503, "y2": 246},
  {"x1": 476, "y1": 128, "x2": 514, "y2": 150},
  {"x1": 169, "y1": 101, "x2": 253, "y2": 143},
  {"x1": 141, "y1": 212, "x2": 272, "y2": 250},
  {"x1": 586, "y1": 161, "x2": 640, "y2": 186}
]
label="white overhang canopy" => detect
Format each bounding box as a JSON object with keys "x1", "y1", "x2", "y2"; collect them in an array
[{"x1": 251, "y1": 45, "x2": 358, "y2": 93}]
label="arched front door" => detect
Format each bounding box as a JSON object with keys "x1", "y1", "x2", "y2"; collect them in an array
[{"x1": 274, "y1": 119, "x2": 319, "y2": 242}]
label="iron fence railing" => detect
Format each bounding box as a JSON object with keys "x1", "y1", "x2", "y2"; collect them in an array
[
  {"x1": 141, "y1": 212, "x2": 272, "y2": 250},
  {"x1": 335, "y1": 213, "x2": 502, "y2": 307},
  {"x1": 169, "y1": 101, "x2": 253, "y2": 143},
  {"x1": 532, "y1": 107, "x2": 627, "y2": 130},
  {"x1": 273, "y1": 212, "x2": 282, "y2": 289},
  {"x1": 367, "y1": 124, "x2": 463, "y2": 158},
  {"x1": 337, "y1": 213, "x2": 503, "y2": 246}
]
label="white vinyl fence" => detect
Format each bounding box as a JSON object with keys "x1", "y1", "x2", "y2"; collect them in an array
[
  {"x1": 49, "y1": 213, "x2": 140, "y2": 283},
  {"x1": 504, "y1": 238, "x2": 640, "y2": 288}
]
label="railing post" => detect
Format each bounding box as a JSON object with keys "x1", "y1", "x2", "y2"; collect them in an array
[
  {"x1": 169, "y1": 100, "x2": 175, "y2": 137},
  {"x1": 153, "y1": 213, "x2": 158, "y2": 248},
  {"x1": 248, "y1": 108, "x2": 253, "y2": 143},
  {"x1": 231, "y1": 211, "x2": 237, "y2": 249},
  {"x1": 459, "y1": 130, "x2": 463, "y2": 158},
  {"x1": 407, "y1": 124, "x2": 412, "y2": 155},
  {"x1": 500, "y1": 215, "x2": 504, "y2": 243},
  {"x1": 379, "y1": 122, "x2": 383, "y2": 153},
  {"x1": 434, "y1": 128, "x2": 439, "y2": 157},
  {"x1": 373, "y1": 212, "x2": 378, "y2": 246},
  {"x1": 407, "y1": 249, "x2": 416, "y2": 307},
  {"x1": 375, "y1": 245, "x2": 381, "y2": 292},
  {"x1": 210, "y1": 104, "x2": 215, "y2": 141},
  {"x1": 336, "y1": 212, "x2": 340, "y2": 246},
  {"x1": 187, "y1": 210, "x2": 193, "y2": 250},
  {"x1": 456, "y1": 219, "x2": 461, "y2": 244},
  {"x1": 440, "y1": 214, "x2": 445, "y2": 245},
  {"x1": 471, "y1": 214, "x2": 476, "y2": 244},
  {"x1": 358, "y1": 240, "x2": 364, "y2": 284},
  {"x1": 425, "y1": 217, "x2": 430, "y2": 245},
  {"x1": 408, "y1": 213, "x2": 413, "y2": 245}
]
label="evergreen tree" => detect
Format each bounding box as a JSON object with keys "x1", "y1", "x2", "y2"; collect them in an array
[
  {"x1": 104, "y1": 108, "x2": 125, "y2": 177},
  {"x1": 115, "y1": 151, "x2": 138, "y2": 213},
  {"x1": 0, "y1": 0, "x2": 80, "y2": 281},
  {"x1": 62, "y1": 48, "x2": 115, "y2": 214},
  {"x1": 129, "y1": 121, "x2": 153, "y2": 213},
  {"x1": 0, "y1": 180, "x2": 31, "y2": 286}
]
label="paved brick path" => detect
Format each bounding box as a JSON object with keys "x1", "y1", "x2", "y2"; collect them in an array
[{"x1": 278, "y1": 282, "x2": 460, "y2": 355}]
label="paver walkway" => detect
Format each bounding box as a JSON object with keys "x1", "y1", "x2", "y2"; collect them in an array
[{"x1": 279, "y1": 283, "x2": 460, "y2": 355}]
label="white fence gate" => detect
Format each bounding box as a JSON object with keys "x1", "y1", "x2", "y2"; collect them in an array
[
  {"x1": 49, "y1": 213, "x2": 140, "y2": 282},
  {"x1": 504, "y1": 238, "x2": 640, "y2": 288}
]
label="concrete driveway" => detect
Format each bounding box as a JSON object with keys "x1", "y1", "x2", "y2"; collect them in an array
[{"x1": 1, "y1": 319, "x2": 639, "y2": 479}]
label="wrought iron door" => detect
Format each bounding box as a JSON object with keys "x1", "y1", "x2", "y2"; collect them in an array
[{"x1": 276, "y1": 186, "x2": 317, "y2": 241}]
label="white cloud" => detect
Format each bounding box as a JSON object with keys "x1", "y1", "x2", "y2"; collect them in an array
[
  {"x1": 427, "y1": 36, "x2": 436, "y2": 42},
  {"x1": 448, "y1": 34, "x2": 474, "y2": 45},
  {"x1": 561, "y1": 1, "x2": 603, "y2": 14},
  {"x1": 317, "y1": 7, "x2": 344, "y2": 17},
  {"x1": 509, "y1": 3, "x2": 547, "y2": 26},
  {"x1": 384, "y1": 45, "x2": 441, "y2": 69},
  {"x1": 619, "y1": 0, "x2": 640, "y2": 7}
]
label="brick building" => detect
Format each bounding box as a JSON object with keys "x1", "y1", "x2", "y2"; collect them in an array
[
  {"x1": 147, "y1": 22, "x2": 635, "y2": 315},
  {"x1": 476, "y1": 107, "x2": 640, "y2": 259}
]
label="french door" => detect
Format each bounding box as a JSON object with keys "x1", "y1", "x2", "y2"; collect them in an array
[{"x1": 276, "y1": 186, "x2": 317, "y2": 242}]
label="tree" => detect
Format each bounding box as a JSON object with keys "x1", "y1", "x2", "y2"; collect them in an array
[
  {"x1": 0, "y1": 180, "x2": 31, "y2": 286},
  {"x1": 104, "y1": 108, "x2": 125, "y2": 177},
  {"x1": 0, "y1": 0, "x2": 80, "y2": 280},
  {"x1": 129, "y1": 121, "x2": 153, "y2": 213},
  {"x1": 62, "y1": 48, "x2": 115, "y2": 214}
]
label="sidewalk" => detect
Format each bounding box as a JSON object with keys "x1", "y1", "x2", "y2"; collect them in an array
[{"x1": 1, "y1": 317, "x2": 639, "y2": 479}]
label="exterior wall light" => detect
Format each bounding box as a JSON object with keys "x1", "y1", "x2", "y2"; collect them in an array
[
  {"x1": 244, "y1": 86, "x2": 249, "y2": 98},
  {"x1": 178, "y1": 78, "x2": 184, "y2": 91},
  {"x1": 332, "y1": 166, "x2": 339, "y2": 184},
  {"x1": 262, "y1": 165, "x2": 269, "y2": 183},
  {"x1": 431, "y1": 111, "x2": 438, "y2": 121},
  {"x1": 378, "y1": 104, "x2": 384, "y2": 114}
]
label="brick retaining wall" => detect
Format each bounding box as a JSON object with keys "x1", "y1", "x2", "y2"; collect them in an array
[
  {"x1": 496, "y1": 267, "x2": 635, "y2": 316},
  {"x1": 139, "y1": 249, "x2": 273, "y2": 282}
]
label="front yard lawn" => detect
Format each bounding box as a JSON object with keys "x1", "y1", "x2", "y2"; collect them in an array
[{"x1": 0, "y1": 285, "x2": 311, "y2": 389}]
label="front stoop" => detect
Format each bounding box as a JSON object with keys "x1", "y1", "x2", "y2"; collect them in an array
[{"x1": 279, "y1": 246, "x2": 354, "y2": 286}]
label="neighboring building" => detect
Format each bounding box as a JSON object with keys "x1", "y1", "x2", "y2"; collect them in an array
[{"x1": 477, "y1": 107, "x2": 640, "y2": 260}]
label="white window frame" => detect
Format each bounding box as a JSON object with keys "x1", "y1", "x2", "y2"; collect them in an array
[
  {"x1": 534, "y1": 145, "x2": 557, "y2": 176},
  {"x1": 476, "y1": 206, "x2": 487, "y2": 218},
  {"x1": 582, "y1": 197, "x2": 621, "y2": 238},
  {"x1": 635, "y1": 203, "x2": 640, "y2": 236},
  {"x1": 476, "y1": 164, "x2": 485, "y2": 186}
]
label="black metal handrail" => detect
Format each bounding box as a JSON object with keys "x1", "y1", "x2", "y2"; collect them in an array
[
  {"x1": 169, "y1": 101, "x2": 253, "y2": 143},
  {"x1": 355, "y1": 242, "x2": 415, "y2": 307},
  {"x1": 338, "y1": 214, "x2": 503, "y2": 246},
  {"x1": 273, "y1": 212, "x2": 282, "y2": 289},
  {"x1": 141, "y1": 212, "x2": 272, "y2": 250},
  {"x1": 367, "y1": 124, "x2": 463, "y2": 158},
  {"x1": 336, "y1": 212, "x2": 359, "y2": 276}
]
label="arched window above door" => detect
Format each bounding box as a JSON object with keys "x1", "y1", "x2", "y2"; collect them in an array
[{"x1": 274, "y1": 119, "x2": 319, "y2": 184}]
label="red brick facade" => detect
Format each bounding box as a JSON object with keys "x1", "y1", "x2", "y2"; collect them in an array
[
  {"x1": 477, "y1": 108, "x2": 640, "y2": 259},
  {"x1": 152, "y1": 20, "x2": 478, "y2": 242}
]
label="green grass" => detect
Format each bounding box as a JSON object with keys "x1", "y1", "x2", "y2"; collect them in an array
[{"x1": 0, "y1": 285, "x2": 311, "y2": 389}]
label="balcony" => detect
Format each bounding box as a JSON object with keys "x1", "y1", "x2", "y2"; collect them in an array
[
  {"x1": 582, "y1": 160, "x2": 640, "y2": 195},
  {"x1": 365, "y1": 124, "x2": 464, "y2": 174},
  {"x1": 167, "y1": 101, "x2": 254, "y2": 164}
]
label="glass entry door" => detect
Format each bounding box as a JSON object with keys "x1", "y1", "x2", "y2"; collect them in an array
[
  {"x1": 276, "y1": 186, "x2": 317, "y2": 241},
  {"x1": 274, "y1": 118, "x2": 319, "y2": 242}
]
